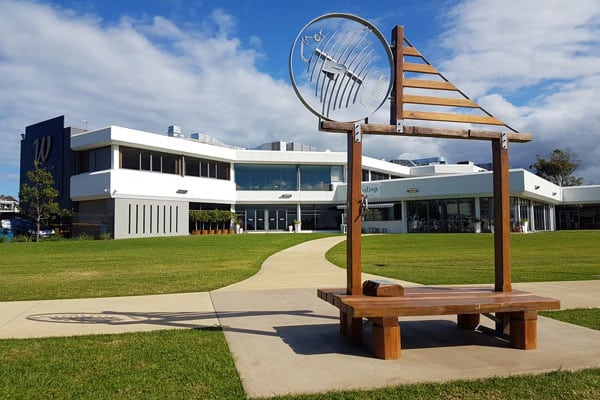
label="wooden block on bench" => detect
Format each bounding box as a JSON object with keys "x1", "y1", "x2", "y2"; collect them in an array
[{"x1": 362, "y1": 279, "x2": 404, "y2": 297}]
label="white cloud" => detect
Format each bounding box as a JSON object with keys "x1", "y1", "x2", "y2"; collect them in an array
[
  {"x1": 0, "y1": 0, "x2": 320, "y2": 184},
  {"x1": 432, "y1": 0, "x2": 600, "y2": 183},
  {"x1": 1, "y1": 0, "x2": 599, "y2": 198},
  {"x1": 440, "y1": 0, "x2": 600, "y2": 96}
]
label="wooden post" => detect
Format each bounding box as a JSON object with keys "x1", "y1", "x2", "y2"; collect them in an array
[
  {"x1": 492, "y1": 135, "x2": 512, "y2": 292},
  {"x1": 390, "y1": 26, "x2": 404, "y2": 127},
  {"x1": 510, "y1": 311, "x2": 538, "y2": 349},
  {"x1": 346, "y1": 125, "x2": 363, "y2": 295}
]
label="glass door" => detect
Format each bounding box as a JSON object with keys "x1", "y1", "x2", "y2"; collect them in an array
[
  {"x1": 256, "y1": 209, "x2": 265, "y2": 230},
  {"x1": 267, "y1": 210, "x2": 277, "y2": 231},
  {"x1": 266, "y1": 209, "x2": 289, "y2": 231}
]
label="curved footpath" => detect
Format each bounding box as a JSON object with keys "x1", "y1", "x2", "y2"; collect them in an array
[{"x1": 0, "y1": 236, "x2": 599, "y2": 397}]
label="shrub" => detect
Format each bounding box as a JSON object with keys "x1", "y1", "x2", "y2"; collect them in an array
[
  {"x1": 12, "y1": 234, "x2": 31, "y2": 243},
  {"x1": 71, "y1": 233, "x2": 94, "y2": 241},
  {"x1": 98, "y1": 233, "x2": 112, "y2": 240}
]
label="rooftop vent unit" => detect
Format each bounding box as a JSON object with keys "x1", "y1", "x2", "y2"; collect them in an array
[
  {"x1": 167, "y1": 125, "x2": 184, "y2": 138},
  {"x1": 190, "y1": 133, "x2": 227, "y2": 147},
  {"x1": 390, "y1": 159, "x2": 416, "y2": 167}
]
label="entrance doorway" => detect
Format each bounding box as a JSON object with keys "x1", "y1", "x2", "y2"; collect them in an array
[{"x1": 240, "y1": 207, "x2": 297, "y2": 232}]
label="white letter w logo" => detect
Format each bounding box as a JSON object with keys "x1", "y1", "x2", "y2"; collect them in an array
[{"x1": 33, "y1": 136, "x2": 52, "y2": 163}]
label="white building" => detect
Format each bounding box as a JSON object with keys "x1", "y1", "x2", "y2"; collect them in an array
[
  {"x1": 20, "y1": 116, "x2": 600, "y2": 239},
  {"x1": 0, "y1": 196, "x2": 18, "y2": 213}
]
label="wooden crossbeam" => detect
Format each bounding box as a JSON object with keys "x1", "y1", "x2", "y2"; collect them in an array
[{"x1": 319, "y1": 120, "x2": 532, "y2": 143}]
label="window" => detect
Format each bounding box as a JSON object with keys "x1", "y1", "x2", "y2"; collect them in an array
[
  {"x1": 300, "y1": 204, "x2": 341, "y2": 230},
  {"x1": 363, "y1": 203, "x2": 401, "y2": 221},
  {"x1": 235, "y1": 164, "x2": 297, "y2": 190},
  {"x1": 162, "y1": 154, "x2": 179, "y2": 174},
  {"x1": 299, "y1": 165, "x2": 332, "y2": 191},
  {"x1": 141, "y1": 152, "x2": 151, "y2": 170},
  {"x1": 77, "y1": 146, "x2": 111, "y2": 173},
  {"x1": 407, "y1": 198, "x2": 476, "y2": 233},
  {"x1": 77, "y1": 151, "x2": 90, "y2": 173},
  {"x1": 184, "y1": 157, "x2": 229, "y2": 180},
  {"x1": 331, "y1": 166, "x2": 344, "y2": 183},
  {"x1": 201, "y1": 161, "x2": 209, "y2": 177},
  {"x1": 119, "y1": 146, "x2": 229, "y2": 180},
  {"x1": 362, "y1": 169, "x2": 370, "y2": 182},
  {"x1": 151, "y1": 152, "x2": 161, "y2": 172},
  {"x1": 121, "y1": 147, "x2": 140, "y2": 170},
  {"x1": 95, "y1": 147, "x2": 111, "y2": 170},
  {"x1": 185, "y1": 157, "x2": 200, "y2": 177},
  {"x1": 216, "y1": 162, "x2": 230, "y2": 180},
  {"x1": 209, "y1": 161, "x2": 217, "y2": 178},
  {"x1": 370, "y1": 171, "x2": 390, "y2": 181}
]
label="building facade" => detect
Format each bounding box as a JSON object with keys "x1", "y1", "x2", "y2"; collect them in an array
[{"x1": 20, "y1": 116, "x2": 600, "y2": 239}]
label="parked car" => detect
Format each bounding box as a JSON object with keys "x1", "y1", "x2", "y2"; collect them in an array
[
  {"x1": 28, "y1": 227, "x2": 56, "y2": 238},
  {"x1": 0, "y1": 214, "x2": 59, "y2": 240}
]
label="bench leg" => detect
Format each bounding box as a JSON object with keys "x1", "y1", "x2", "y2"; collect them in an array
[
  {"x1": 340, "y1": 310, "x2": 362, "y2": 345},
  {"x1": 496, "y1": 312, "x2": 511, "y2": 335},
  {"x1": 457, "y1": 313, "x2": 480, "y2": 329},
  {"x1": 509, "y1": 311, "x2": 538, "y2": 350},
  {"x1": 371, "y1": 317, "x2": 401, "y2": 360}
]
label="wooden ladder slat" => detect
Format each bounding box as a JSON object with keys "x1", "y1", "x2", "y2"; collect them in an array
[
  {"x1": 403, "y1": 62, "x2": 438, "y2": 74},
  {"x1": 403, "y1": 111, "x2": 505, "y2": 126},
  {"x1": 402, "y1": 46, "x2": 421, "y2": 57},
  {"x1": 403, "y1": 78, "x2": 458, "y2": 91},
  {"x1": 404, "y1": 94, "x2": 479, "y2": 108}
]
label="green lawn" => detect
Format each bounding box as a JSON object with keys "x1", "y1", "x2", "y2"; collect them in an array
[
  {"x1": 1, "y1": 328, "x2": 598, "y2": 400},
  {"x1": 4, "y1": 231, "x2": 597, "y2": 303},
  {"x1": 326, "y1": 231, "x2": 600, "y2": 284},
  {"x1": 540, "y1": 308, "x2": 600, "y2": 331},
  {"x1": 0, "y1": 234, "x2": 333, "y2": 301},
  {"x1": 1, "y1": 231, "x2": 599, "y2": 399},
  {"x1": 0, "y1": 329, "x2": 244, "y2": 400}
]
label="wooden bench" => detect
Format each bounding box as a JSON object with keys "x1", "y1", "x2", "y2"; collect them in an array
[{"x1": 317, "y1": 286, "x2": 560, "y2": 359}]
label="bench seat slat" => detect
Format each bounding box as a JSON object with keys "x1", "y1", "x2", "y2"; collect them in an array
[{"x1": 317, "y1": 287, "x2": 560, "y2": 318}]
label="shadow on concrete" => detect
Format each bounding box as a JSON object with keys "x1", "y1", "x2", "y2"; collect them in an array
[
  {"x1": 26, "y1": 311, "x2": 217, "y2": 328},
  {"x1": 26, "y1": 309, "x2": 509, "y2": 357},
  {"x1": 272, "y1": 319, "x2": 511, "y2": 357},
  {"x1": 396, "y1": 319, "x2": 510, "y2": 350},
  {"x1": 26, "y1": 308, "x2": 337, "y2": 330}
]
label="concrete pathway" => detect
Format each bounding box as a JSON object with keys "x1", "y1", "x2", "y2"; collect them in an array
[
  {"x1": 1, "y1": 235, "x2": 599, "y2": 398},
  {"x1": 0, "y1": 292, "x2": 218, "y2": 339},
  {"x1": 210, "y1": 236, "x2": 600, "y2": 397},
  {"x1": 219, "y1": 236, "x2": 417, "y2": 291}
]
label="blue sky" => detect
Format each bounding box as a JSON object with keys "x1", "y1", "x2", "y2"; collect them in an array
[{"x1": 1, "y1": 0, "x2": 599, "y2": 197}]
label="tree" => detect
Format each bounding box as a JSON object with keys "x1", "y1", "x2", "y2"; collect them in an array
[
  {"x1": 529, "y1": 149, "x2": 584, "y2": 187},
  {"x1": 19, "y1": 161, "x2": 60, "y2": 241}
]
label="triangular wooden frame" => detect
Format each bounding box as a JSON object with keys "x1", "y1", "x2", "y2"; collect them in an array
[{"x1": 318, "y1": 26, "x2": 531, "y2": 296}]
